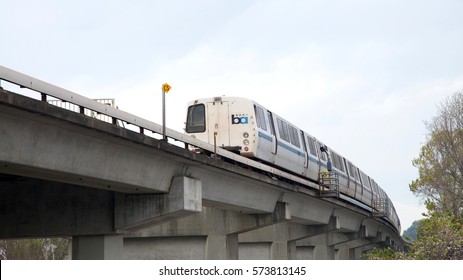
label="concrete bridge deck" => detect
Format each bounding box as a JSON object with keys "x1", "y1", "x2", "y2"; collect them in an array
[{"x1": 0, "y1": 85, "x2": 403, "y2": 259}]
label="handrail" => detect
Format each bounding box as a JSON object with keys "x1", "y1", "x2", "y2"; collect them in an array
[{"x1": 0, "y1": 65, "x2": 163, "y2": 134}]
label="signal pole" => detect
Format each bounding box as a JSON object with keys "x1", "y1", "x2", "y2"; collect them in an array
[{"x1": 162, "y1": 83, "x2": 171, "y2": 141}]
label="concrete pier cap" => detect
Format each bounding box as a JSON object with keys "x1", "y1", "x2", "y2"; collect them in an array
[{"x1": 115, "y1": 176, "x2": 202, "y2": 232}]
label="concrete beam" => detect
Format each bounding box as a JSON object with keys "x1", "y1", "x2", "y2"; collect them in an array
[
  {"x1": 195, "y1": 166, "x2": 284, "y2": 214},
  {"x1": 115, "y1": 176, "x2": 202, "y2": 232},
  {"x1": 238, "y1": 215, "x2": 340, "y2": 260},
  {"x1": 282, "y1": 193, "x2": 335, "y2": 224},
  {"x1": 339, "y1": 230, "x2": 386, "y2": 259},
  {"x1": 328, "y1": 225, "x2": 371, "y2": 246},
  {"x1": 290, "y1": 215, "x2": 340, "y2": 242},
  {"x1": 211, "y1": 202, "x2": 288, "y2": 260},
  {"x1": 0, "y1": 103, "x2": 181, "y2": 193}
]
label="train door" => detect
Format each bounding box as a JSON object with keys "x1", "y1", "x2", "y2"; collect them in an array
[
  {"x1": 267, "y1": 111, "x2": 277, "y2": 155},
  {"x1": 355, "y1": 168, "x2": 362, "y2": 200},
  {"x1": 300, "y1": 131, "x2": 309, "y2": 169},
  {"x1": 306, "y1": 136, "x2": 320, "y2": 181},
  {"x1": 207, "y1": 101, "x2": 230, "y2": 147},
  {"x1": 343, "y1": 159, "x2": 356, "y2": 198}
]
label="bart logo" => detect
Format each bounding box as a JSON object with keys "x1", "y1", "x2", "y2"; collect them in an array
[{"x1": 231, "y1": 114, "x2": 249, "y2": 124}]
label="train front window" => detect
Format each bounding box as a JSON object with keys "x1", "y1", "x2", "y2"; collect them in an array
[{"x1": 186, "y1": 104, "x2": 206, "y2": 133}]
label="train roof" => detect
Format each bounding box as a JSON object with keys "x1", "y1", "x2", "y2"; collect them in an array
[{"x1": 188, "y1": 96, "x2": 258, "y2": 106}]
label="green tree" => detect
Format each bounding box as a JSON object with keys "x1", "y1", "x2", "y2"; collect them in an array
[
  {"x1": 407, "y1": 90, "x2": 463, "y2": 260},
  {"x1": 365, "y1": 91, "x2": 463, "y2": 260},
  {"x1": 411, "y1": 212, "x2": 463, "y2": 259},
  {"x1": 402, "y1": 220, "x2": 421, "y2": 241},
  {"x1": 361, "y1": 247, "x2": 412, "y2": 260},
  {"x1": 410, "y1": 91, "x2": 463, "y2": 218},
  {"x1": 0, "y1": 238, "x2": 69, "y2": 260}
]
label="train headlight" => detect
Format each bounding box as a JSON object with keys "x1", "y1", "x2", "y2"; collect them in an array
[
  {"x1": 243, "y1": 139, "x2": 250, "y2": 146},
  {"x1": 243, "y1": 132, "x2": 249, "y2": 138}
]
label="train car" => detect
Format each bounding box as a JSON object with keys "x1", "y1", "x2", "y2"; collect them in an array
[
  {"x1": 185, "y1": 96, "x2": 400, "y2": 233},
  {"x1": 186, "y1": 96, "x2": 308, "y2": 175}
]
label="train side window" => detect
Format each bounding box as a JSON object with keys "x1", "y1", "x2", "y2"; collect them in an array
[
  {"x1": 359, "y1": 170, "x2": 371, "y2": 193},
  {"x1": 277, "y1": 118, "x2": 290, "y2": 143},
  {"x1": 371, "y1": 180, "x2": 379, "y2": 196},
  {"x1": 337, "y1": 155, "x2": 342, "y2": 171},
  {"x1": 347, "y1": 161, "x2": 359, "y2": 180},
  {"x1": 352, "y1": 164, "x2": 359, "y2": 180},
  {"x1": 330, "y1": 151, "x2": 336, "y2": 169},
  {"x1": 289, "y1": 125, "x2": 300, "y2": 147},
  {"x1": 186, "y1": 104, "x2": 206, "y2": 133},
  {"x1": 254, "y1": 105, "x2": 267, "y2": 131},
  {"x1": 339, "y1": 155, "x2": 345, "y2": 172},
  {"x1": 307, "y1": 137, "x2": 317, "y2": 156},
  {"x1": 330, "y1": 151, "x2": 345, "y2": 172}
]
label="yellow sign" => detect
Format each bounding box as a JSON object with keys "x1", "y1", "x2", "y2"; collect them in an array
[{"x1": 162, "y1": 83, "x2": 172, "y2": 93}]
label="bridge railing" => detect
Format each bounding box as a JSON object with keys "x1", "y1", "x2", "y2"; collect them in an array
[
  {"x1": 0, "y1": 65, "x2": 317, "y2": 191},
  {"x1": 47, "y1": 98, "x2": 117, "y2": 124}
]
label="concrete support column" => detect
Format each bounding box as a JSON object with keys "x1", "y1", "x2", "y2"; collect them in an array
[
  {"x1": 205, "y1": 235, "x2": 228, "y2": 259},
  {"x1": 296, "y1": 246, "x2": 315, "y2": 259},
  {"x1": 313, "y1": 244, "x2": 335, "y2": 260},
  {"x1": 270, "y1": 241, "x2": 288, "y2": 260},
  {"x1": 303, "y1": 235, "x2": 335, "y2": 260},
  {"x1": 226, "y1": 233, "x2": 239, "y2": 260},
  {"x1": 291, "y1": 215, "x2": 340, "y2": 260},
  {"x1": 72, "y1": 235, "x2": 123, "y2": 260},
  {"x1": 350, "y1": 246, "x2": 367, "y2": 260},
  {"x1": 204, "y1": 233, "x2": 242, "y2": 260},
  {"x1": 287, "y1": 240, "x2": 297, "y2": 259}
]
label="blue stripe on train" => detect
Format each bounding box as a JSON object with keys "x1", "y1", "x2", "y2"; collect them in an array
[
  {"x1": 258, "y1": 131, "x2": 305, "y2": 157},
  {"x1": 257, "y1": 131, "x2": 354, "y2": 182},
  {"x1": 257, "y1": 132, "x2": 375, "y2": 194}
]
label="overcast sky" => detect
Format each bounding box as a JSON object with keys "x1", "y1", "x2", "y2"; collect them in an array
[{"x1": 2, "y1": 0, "x2": 463, "y2": 232}]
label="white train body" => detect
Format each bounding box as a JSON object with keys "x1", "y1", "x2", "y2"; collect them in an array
[{"x1": 185, "y1": 96, "x2": 400, "y2": 233}]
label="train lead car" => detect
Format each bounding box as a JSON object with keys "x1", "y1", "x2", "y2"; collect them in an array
[{"x1": 185, "y1": 96, "x2": 400, "y2": 234}]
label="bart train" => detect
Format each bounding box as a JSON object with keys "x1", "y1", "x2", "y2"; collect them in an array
[{"x1": 185, "y1": 96, "x2": 400, "y2": 233}]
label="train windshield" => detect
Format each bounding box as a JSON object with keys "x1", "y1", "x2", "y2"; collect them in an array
[{"x1": 186, "y1": 104, "x2": 206, "y2": 133}]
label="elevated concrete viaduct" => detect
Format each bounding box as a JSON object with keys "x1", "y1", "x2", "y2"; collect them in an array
[{"x1": 0, "y1": 87, "x2": 402, "y2": 259}]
